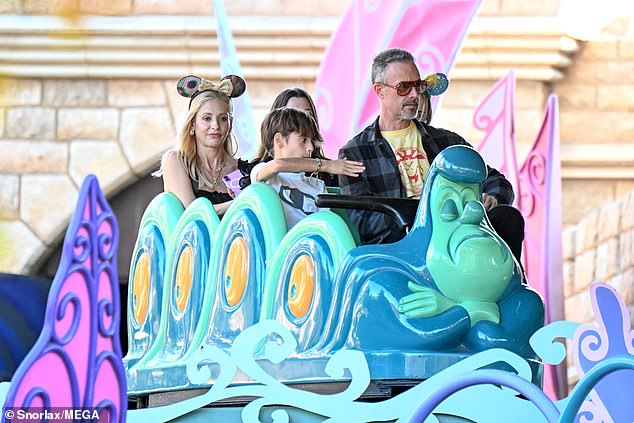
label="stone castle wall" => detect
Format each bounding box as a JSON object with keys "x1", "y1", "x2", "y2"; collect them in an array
[
  {"x1": 0, "y1": 77, "x2": 180, "y2": 272},
  {"x1": 555, "y1": 40, "x2": 634, "y2": 223},
  {"x1": 562, "y1": 189, "x2": 634, "y2": 386}
]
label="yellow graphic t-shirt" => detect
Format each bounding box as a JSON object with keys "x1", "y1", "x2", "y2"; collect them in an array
[{"x1": 382, "y1": 121, "x2": 430, "y2": 199}]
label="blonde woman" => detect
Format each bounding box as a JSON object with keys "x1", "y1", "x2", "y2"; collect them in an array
[{"x1": 156, "y1": 75, "x2": 253, "y2": 216}]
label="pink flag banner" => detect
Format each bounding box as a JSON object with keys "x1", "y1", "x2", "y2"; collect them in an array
[
  {"x1": 474, "y1": 71, "x2": 520, "y2": 199},
  {"x1": 214, "y1": 0, "x2": 259, "y2": 159},
  {"x1": 315, "y1": 0, "x2": 482, "y2": 159},
  {"x1": 518, "y1": 94, "x2": 565, "y2": 400},
  {"x1": 474, "y1": 76, "x2": 565, "y2": 399}
]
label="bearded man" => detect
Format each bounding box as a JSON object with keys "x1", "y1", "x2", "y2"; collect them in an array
[{"x1": 338, "y1": 48, "x2": 524, "y2": 263}]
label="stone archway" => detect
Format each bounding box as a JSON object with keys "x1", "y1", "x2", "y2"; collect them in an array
[
  {"x1": 0, "y1": 77, "x2": 183, "y2": 274},
  {"x1": 35, "y1": 173, "x2": 163, "y2": 283}
]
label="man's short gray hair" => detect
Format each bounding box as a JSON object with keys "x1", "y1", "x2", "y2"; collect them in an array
[{"x1": 371, "y1": 48, "x2": 415, "y2": 84}]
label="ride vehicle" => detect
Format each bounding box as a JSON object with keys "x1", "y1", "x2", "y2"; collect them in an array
[{"x1": 124, "y1": 145, "x2": 545, "y2": 404}]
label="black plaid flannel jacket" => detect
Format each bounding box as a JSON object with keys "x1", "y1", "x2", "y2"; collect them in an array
[{"x1": 338, "y1": 117, "x2": 514, "y2": 244}]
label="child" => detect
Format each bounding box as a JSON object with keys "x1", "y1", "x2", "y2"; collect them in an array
[{"x1": 251, "y1": 107, "x2": 365, "y2": 228}]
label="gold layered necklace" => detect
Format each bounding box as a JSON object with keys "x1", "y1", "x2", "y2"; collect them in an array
[{"x1": 203, "y1": 156, "x2": 225, "y2": 189}]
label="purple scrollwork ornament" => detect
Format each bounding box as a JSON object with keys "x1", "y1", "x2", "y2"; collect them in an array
[
  {"x1": 571, "y1": 282, "x2": 634, "y2": 422},
  {"x1": 1, "y1": 175, "x2": 127, "y2": 423}
]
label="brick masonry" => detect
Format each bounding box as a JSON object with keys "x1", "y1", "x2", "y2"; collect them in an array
[{"x1": 553, "y1": 33, "x2": 634, "y2": 220}]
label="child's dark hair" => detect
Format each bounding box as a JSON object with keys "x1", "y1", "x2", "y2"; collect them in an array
[
  {"x1": 270, "y1": 88, "x2": 320, "y2": 128},
  {"x1": 255, "y1": 107, "x2": 322, "y2": 161}
]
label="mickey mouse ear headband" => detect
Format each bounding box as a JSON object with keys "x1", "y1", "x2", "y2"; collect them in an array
[
  {"x1": 423, "y1": 73, "x2": 449, "y2": 96},
  {"x1": 177, "y1": 74, "x2": 246, "y2": 107}
]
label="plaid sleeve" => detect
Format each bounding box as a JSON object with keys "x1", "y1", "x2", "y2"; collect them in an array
[
  {"x1": 483, "y1": 166, "x2": 515, "y2": 205},
  {"x1": 338, "y1": 142, "x2": 369, "y2": 196},
  {"x1": 338, "y1": 141, "x2": 402, "y2": 244}
]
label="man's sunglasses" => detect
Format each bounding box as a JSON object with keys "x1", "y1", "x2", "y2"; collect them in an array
[{"x1": 381, "y1": 80, "x2": 428, "y2": 96}]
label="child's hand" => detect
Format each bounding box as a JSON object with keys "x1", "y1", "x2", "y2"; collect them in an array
[{"x1": 323, "y1": 159, "x2": 365, "y2": 177}]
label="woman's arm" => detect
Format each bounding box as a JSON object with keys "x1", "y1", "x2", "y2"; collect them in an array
[
  {"x1": 213, "y1": 200, "x2": 232, "y2": 217},
  {"x1": 252, "y1": 158, "x2": 364, "y2": 182},
  {"x1": 162, "y1": 150, "x2": 196, "y2": 207}
]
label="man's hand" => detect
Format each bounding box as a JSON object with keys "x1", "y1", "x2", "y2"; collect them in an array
[
  {"x1": 398, "y1": 282, "x2": 456, "y2": 318},
  {"x1": 482, "y1": 193, "x2": 498, "y2": 211}
]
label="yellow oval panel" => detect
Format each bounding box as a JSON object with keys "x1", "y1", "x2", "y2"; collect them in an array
[
  {"x1": 225, "y1": 237, "x2": 248, "y2": 307},
  {"x1": 175, "y1": 246, "x2": 193, "y2": 312},
  {"x1": 287, "y1": 255, "x2": 315, "y2": 319},
  {"x1": 132, "y1": 252, "x2": 150, "y2": 325}
]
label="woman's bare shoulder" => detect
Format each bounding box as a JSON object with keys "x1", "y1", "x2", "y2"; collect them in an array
[
  {"x1": 162, "y1": 150, "x2": 188, "y2": 175},
  {"x1": 162, "y1": 149, "x2": 181, "y2": 161},
  {"x1": 162, "y1": 149, "x2": 185, "y2": 166}
]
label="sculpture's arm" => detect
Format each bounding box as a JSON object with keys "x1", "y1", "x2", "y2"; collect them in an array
[{"x1": 398, "y1": 282, "x2": 457, "y2": 318}]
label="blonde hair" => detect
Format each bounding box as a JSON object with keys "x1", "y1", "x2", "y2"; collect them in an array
[{"x1": 154, "y1": 90, "x2": 238, "y2": 187}]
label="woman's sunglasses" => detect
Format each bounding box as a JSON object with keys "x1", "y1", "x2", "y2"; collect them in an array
[{"x1": 381, "y1": 80, "x2": 428, "y2": 96}]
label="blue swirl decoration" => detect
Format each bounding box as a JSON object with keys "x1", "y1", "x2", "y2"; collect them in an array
[
  {"x1": 127, "y1": 320, "x2": 559, "y2": 422},
  {"x1": 126, "y1": 280, "x2": 634, "y2": 423}
]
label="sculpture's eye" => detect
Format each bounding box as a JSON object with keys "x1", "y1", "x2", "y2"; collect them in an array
[
  {"x1": 462, "y1": 188, "x2": 479, "y2": 204},
  {"x1": 440, "y1": 199, "x2": 459, "y2": 221}
]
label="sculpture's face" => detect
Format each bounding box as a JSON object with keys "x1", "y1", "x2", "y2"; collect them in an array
[{"x1": 426, "y1": 175, "x2": 513, "y2": 303}]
